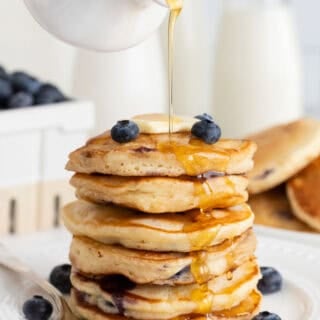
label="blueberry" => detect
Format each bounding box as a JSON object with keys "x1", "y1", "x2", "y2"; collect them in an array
[
  {"x1": 0, "y1": 78, "x2": 13, "y2": 102},
  {"x1": 34, "y1": 83, "x2": 66, "y2": 105},
  {"x1": 195, "y1": 113, "x2": 214, "y2": 122},
  {"x1": 111, "y1": 120, "x2": 140, "y2": 143},
  {"x1": 22, "y1": 295, "x2": 53, "y2": 320},
  {"x1": 0, "y1": 65, "x2": 9, "y2": 80},
  {"x1": 252, "y1": 311, "x2": 281, "y2": 320},
  {"x1": 191, "y1": 119, "x2": 221, "y2": 144},
  {"x1": 11, "y1": 71, "x2": 41, "y2": 94},
  {"x1": 49, "y1": 264, "x2": 72, "y2": 294},
  {"x1": 258, "y1": 266, "x2": 283, "y2": 295},
  {"x1": 8, "y1": 92, "x2": 33, "y2": 109}
]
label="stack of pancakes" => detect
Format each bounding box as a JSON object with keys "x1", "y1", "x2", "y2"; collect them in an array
[{"x1": 63, "y1": 125, "x2": 262, "y2": 320}]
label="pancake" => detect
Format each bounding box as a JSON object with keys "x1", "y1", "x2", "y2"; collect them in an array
[
  {"x1": 69, "y1": 289, "x2": 261, "y2": 320},
  {"x1": 70, "y1": 230, "x2": 256, "y2": 285},
  {"x1": 287, "y1": 156, "x2": 320, "y2": 231},
  {"x1": 249, "y1": 185, "x2": 315, "y2": 232},
  {"x1": 63, "y1": 201, "x2": 254, "y2": 252},
  {"x1": 66, "y1": 132, "x2": 257, "y2": 177},
  {"x1": 70, "y1": 259, "x2": 260, "y2": 320},
  {"x1": 247, "y1": 118, "x2": 320, "y2": 194},
  {"x1": 70, "y1": 173, "x2": 248, "y2": 213}
]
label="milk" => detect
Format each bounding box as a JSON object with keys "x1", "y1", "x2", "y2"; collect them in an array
[{"x1": 213, "y1": 2, "x2": 303, "y2": 137}]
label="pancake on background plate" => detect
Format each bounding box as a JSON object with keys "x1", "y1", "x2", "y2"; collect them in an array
[
  {"x1": 249, "y1": 185, "x2": 315, "y2": 232},
  {"x1": 287, "y1": 156, "x2": 320, "y2": 231},
  {"x1": 247, "y1": 118, "x2": 320, "y2": 194}
]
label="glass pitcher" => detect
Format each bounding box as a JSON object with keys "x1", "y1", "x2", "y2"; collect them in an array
[{"x1": 213, "y1": 0, "x2": 303, "y2": 137}]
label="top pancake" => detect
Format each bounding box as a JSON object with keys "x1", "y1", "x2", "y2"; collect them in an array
[
  {"x1": 247, "y1": 118, "x2": 320, "y2": 194},
  {"x1": 287, "y1": 156, "x2": 320, "y2": 231},
  {"x1": 66, "y1": 132, "x2": 256, "y2": 177}
]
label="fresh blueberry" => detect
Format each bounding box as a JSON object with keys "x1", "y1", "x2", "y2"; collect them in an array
[
  {"x1": 11, "y1": 71, "x2": 41, "y2": 94},
  {"x1": 22, "y1": 295, "x2": 53, "y2": 320},
  {"x1": 49, "y1": 264, "x2": 72, "y2": 294},
  {"x1": 8, "y1": 92, "x2": 34, "y2": 109},
  {"x1": 258, "y1": 266, "x2": 283, "y2": 295},
  {"x1": 0, "y1": 65, "x2": 9, "y2": 80},
  {"x1": 195, "y1": 113, "x2": 214, "y2": 122},
  {"x1": 252, "y1": 311, "x2": 281, "y2": 320},
  {"x1": 111, "y1": 120, "x2": 140, "y2": 143},
  {"x1": 34, "y1": 83, "x2": 66, "y2": 105},
  {"x1": 191, "y1": 119, "x2": 221, "y2": 144},
  {"x1": 0, "y1": 78, "x2": 13, "y2": 102}
]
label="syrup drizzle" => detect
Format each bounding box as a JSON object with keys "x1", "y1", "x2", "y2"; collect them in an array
[{"x1": 167, "y1": 0, "x2": 183, "y2": 134}]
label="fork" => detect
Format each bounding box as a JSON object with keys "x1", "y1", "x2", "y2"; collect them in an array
[{"x1": 0, "y1": 244, "x2": 75, "y2": 320}]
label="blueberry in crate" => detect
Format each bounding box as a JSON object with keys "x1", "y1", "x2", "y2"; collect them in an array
[
  {"x1": 0, "y1": 65, "x2": 9, "y2": 80},
  {"x1": 35, "y1": 83, "x2": 67, "y2": 105},
  {"x1": 8, "y1": 91, "x2": 34, "y2": 109},
  {"x1": 0, "y1": 78, "x2": 13, "y2": 102},
  {"x1": 11, "y1": 71, "x2": 42, "y2": 94}
]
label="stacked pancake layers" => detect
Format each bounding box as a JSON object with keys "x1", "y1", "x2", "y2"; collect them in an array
[{"x1": 63, "y1": 127, "x2": 262, "y2": 320}]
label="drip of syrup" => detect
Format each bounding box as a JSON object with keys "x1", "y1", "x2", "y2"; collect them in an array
[{"x1": 167, "y1": 0, "x2": 183, "y2": 134}]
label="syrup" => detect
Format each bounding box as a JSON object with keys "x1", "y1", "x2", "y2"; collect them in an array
[{"x1": 167, "y1": 0, "x2": 183, "y2": 134}]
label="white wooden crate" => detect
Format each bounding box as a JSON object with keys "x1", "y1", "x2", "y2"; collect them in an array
[{"x1": 0, "y1": 101, "x2": 95, "y2": 235}]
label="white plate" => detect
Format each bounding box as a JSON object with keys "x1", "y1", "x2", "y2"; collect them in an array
[{"x1": 1, "y1": 227, "x2": 320, "y2": 320}]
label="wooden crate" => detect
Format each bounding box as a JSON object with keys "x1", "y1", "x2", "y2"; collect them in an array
[{"x1": 0, "y1": 101, "x2": 94, "y2": 235}]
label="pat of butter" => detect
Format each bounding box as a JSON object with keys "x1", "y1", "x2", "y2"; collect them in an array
[{"x1": 132, "y1": 113, "x2": 197, "y2": 134}]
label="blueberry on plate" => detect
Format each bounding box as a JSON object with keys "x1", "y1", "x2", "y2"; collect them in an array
[
  {"x1": 195, "y1": 113, "x2": 214, "y2": 122},
  {"x1": 11, "y1": 71, "x2": 42, "y2": 94},
  {"x1": 34, "y1": 83, "x2": 66, "y2": 105},
  {"x1": 49, "y1": 264, "x2": 72, "y2": 294},
  {"x1": 111, "y1": 120, "x2": 140, "y2": 143},
  {"x1": 252, "y1": 311, "x2": 281, "y2": 320},
  {"x1": 0, "y1": 78, "x2": 13, "y2": 102},
  {"x1": 23, "y1": 295, "x2": 53, "y2": 320},
  {"x1": 8, "y1": 91, "x2": 34, "y2": 109},
  {"x1": 258, "y1": 266, "x2": 283, "y2": 295},
  {"x1": 191, "y1": 119, "x2": 221, "y2": 144}
]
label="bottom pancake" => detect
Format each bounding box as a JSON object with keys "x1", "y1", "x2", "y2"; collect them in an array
[
  {"x1": 69, "y1": 289, "x2": 261, "y2": 320},
  {"x1": 249, "y1": 185, "x2": 315, "y2": 232},
  {"x1": 70, "y1": 260, "x2": 260, "y2": 320},
  {"x1": 287, "y1": 156, "x2": 320, "y2": 232}
]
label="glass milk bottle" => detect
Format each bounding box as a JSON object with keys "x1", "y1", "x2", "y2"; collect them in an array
[{"x1": 213, "y1": 0, "x2": 303, "y2": 137}]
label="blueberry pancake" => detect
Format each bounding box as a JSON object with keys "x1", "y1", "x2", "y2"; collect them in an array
[
  {"x1": 70, "y1": 259, "x2": 260, "y2": 320},
  {"x1": 287, "y1": 156, "x2": 320, "y2": 231},
  {"x1": 249, "y1": 185, "x2": 315, "y2": 232},
  {"x1": 69, "y1": 230, "x2": 256, "y2": 285},
  {"x1": 70, "y1": 173, "x2": 248, "y2": 213},
  {"x1": 69, "y1": 289, "x2": 261, "y2": 320},
  {"x1": 247, "y1": 118, "x2": 320, "y2": 194},
  {"x1": 63, "y1": 201, "x2": 254, "y2": 252},
  {"x1": 66, "y1": 131, "x2": 256, "y2": 177}
]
